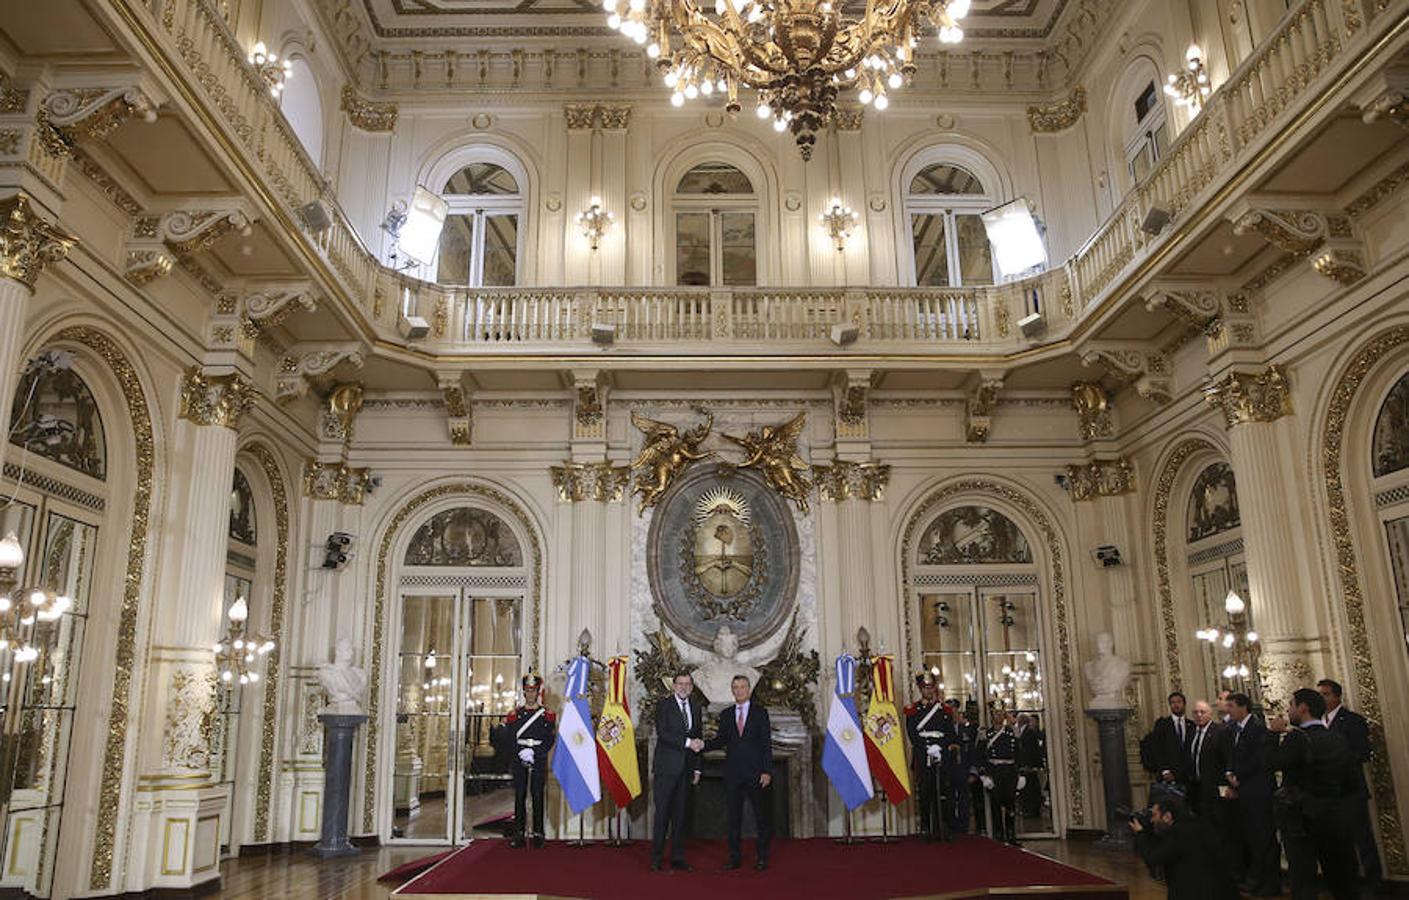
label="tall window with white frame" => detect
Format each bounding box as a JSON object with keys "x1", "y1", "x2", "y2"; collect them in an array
[
  {"x1": 1125, "y1": 80, "x2": 1169, "y2": 185},
  {"x1": 215, "y1": 466, "x2": 259, "y2": 855},
  {"x1": 905, "y1": 162, "x2": 996, "y2": 288},
  {"x1": 672, "y1": 163, "x2": 758, "y2": 287},
  {"x1": 1373, "y1": 371, "x2": 1409, "y2": 662},
  {"x1": 435, "y1": 162, "x2": 523, "y2": 287}
]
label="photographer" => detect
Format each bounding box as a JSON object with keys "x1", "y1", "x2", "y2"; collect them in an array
[{"x1": 1129, "y1": 795, "x2": 1238, "y2": 900}]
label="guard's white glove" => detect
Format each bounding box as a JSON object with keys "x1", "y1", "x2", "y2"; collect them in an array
[
  {"x1": 1018, "y1": 775, "x2": 1027, "y2": 790},
  {"x1": 981, "y1": 775, "x2": 995, "y2": 790},
  {"x1": 518, "y1": 748, "x2": 534, "y2": 765},
  {"x1": 926, "y1": 745, "x2": 942, "y2": 761}
]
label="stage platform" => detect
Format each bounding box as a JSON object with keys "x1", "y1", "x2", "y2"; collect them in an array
[{"x1": 389, "y1": 834, "x2": 1127, "y2": 900}]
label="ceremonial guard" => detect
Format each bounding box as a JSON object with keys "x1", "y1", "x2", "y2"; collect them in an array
[
  {"x1": 905, "y1": 672, "x2": 957, "y2": 841},
  {"x1": 947, "y1": 699, "x2": 977, "y2": 834},
  {"x1": 981, "y1": 711, "x2": 1021, "y2": 845},
  {"x1": 494, "y1": 673, "x2": 556, "y2": 848}
]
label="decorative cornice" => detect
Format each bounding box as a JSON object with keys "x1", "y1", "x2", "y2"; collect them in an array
[
  {"x1": 1310, "y1": 246, "x2": 1368, "y2": 287},
  {"x1": 1230, "y1": 207, "x2": 1332, "y2": 256},
  {"x1": 178, "y1": 366, "x2": 255, "y2": 429},
  {"x1": 1144, "y1": 288, "x2": 1221, "y2": 331},
  {"x1": 549, "y1": 460, "x2": 630, "y2": 502},
  {"x1": 1027, "y1": 85, "x2": 1086, "y2": 133},
  {"x1": 123, "y1": 249, "x2": 174, "y2": 287},
  {"x1": 564, "y1": 102, "x2": 630, "y2": 131},
  {"x1": 1064, "y1": 457, "x2": 1134, "y2": 502},
  {"x1": 439, "y1": 374, "x2": 472, "y2": 446},
  {"x1": 42, "y1": 85, "x2": 158, "y2": 152},
  {"x1": 1204, "y1": 365, "x2": 1292, "y2": 428},
  {"x1": 0, "y1": 193, "x2": 77, "y2": 290},
  {"x1": 965, "y1": 377, "x2": 1003, "y2": 443},
  {"x1": 276, "y1": 348, "x2": 364, "y2": 402},
  {"x1": 1071, "y1": 381, "x2": 1113, "y2": 441},
  {"x1": 812, "y1": 460, "x2": 890, "y2": 502},
  {"x1": 339, "y1": 84, "x2": 398, "y2": 132},
  {"x1": 243, "y1": 284, "x2": 319, "y2": 335},
  {"x1": 303, "y1": 459, "x2": 373, "y2": 504},
  {"x1": 1080, "y1": 346, "x2": 1171, "y2": 404}
]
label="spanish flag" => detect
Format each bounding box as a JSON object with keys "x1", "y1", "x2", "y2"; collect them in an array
[
  {"x1": 595, "y1": 655, "x2": 642, "y2": 807},
  {"x1": 862, "y1": 654, "x2": 911, "y2": 804}
]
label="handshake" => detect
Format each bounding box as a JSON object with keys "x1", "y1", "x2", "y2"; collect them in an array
[{"x1": 687, "y1": 738, "x2": 705, "y2": 752}]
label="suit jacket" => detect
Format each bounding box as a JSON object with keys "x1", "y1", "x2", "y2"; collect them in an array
[
  {"x1": 1135, "y1": 816, "x2": 1240, "y2": 900},
  {"x1": 653, "y1": 693, "x2": 704, "y2": 781},
  {"x1": 1017, "y1": 727, "x2": 1045, "y2": 769},
  {"x1": 705, "y1": 702, "x2": 773, "y2": 785},
  {"x1": 1274, "y1": 723, "x2": 1358, "y2": 803},
  {"x1": 1146, "y1": 715, "x2": 1195, "y2": 777},
  {"x1": 1182, "y1": 721, "x2": 1228, "y2": 805},
  {"x1": 1227, "y1": 716, "x2": 1274, "y2": 797},
  {"x1": 1326, "y1": 706, "x2": 1371, "y2": 795}
]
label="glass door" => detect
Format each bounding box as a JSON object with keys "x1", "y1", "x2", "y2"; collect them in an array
[{"x1": 390, "y1": 588, "x2": 523, "y2": 844}]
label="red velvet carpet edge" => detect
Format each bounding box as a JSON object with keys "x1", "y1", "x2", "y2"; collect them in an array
[{"x1": 392, "y1": 835, "x2": 1123, "y2": 899}]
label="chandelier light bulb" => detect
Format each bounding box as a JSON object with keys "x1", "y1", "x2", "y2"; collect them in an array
[
  {"x1": 773, "y1": 117, "x2": 787, "y2": 132},
  {"x1": 1246, "y1": 631, "x2": 1259, "y2": 643},
  {"x1": 228, "y1": 596, "x2": 249, "y2": 623},
  {"x1": 1186, "y1": 43, "x2": 1204, "y2": 62},
  {"x1": 0, "y1": 531, "x2": 24, "y2": 569},
  {"x1": 858, "y1": 88, "x2": 874, "y2": 105},
  {"x1": 950, "y1": 0, "x2": 970, "y2": 17},
  {"x1": 663, "y1": 70, "x2": 679, "y2": 87},
  {"x1": 212, "y1": 642, "x2": 224, "y2": 654},
  {"x1": 888, "y1": 72, "x2": 903, "y2": 89},
  {"x1": 1224, "y1": 590, "x2": 1245, "y2": 615},
  {"x1": 1223, "y1": 665, "x2": 1237, "y2": 678},
  {"x1": 700, "y1": 79, "x2": 714, "y2": 95},
  {"x1": 756, "y1": 104, "x2": 771, "y2": 119},
  {"x1": 608, "y1": 12, "x2": 622, "y2": 28},
  {"x1": 0, "y1": 597, "x2": 9, "y2": 614},
  {"x1": 425, "y1": 650, "x2": 438, "y2": 669},
  {"x1": 647, "y1": 42, "x2": 660, "y2": 58},
  {"x1": 874, "y1": 93, "x2": 890, "y2": 110},
  {"x1": 1222, "y1": 632, "x2": 1235, "y2": 649},
  {"x1": 671, "y1": 92, "x2": 685, "y2": 107},
  {"x1": 684, "y1": 83, "x2": 699, "y2": 99}
]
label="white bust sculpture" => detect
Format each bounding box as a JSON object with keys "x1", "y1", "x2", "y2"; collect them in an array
[
  {"x1": 1082, "y1": 632, "x2": 1131, "y2": 709},
  {"x1": 693, "y1": 624, "x2": 760, "y2": 706},
  {"x1": 318, "y1": 638, "x2": 368, "y2": 715}
]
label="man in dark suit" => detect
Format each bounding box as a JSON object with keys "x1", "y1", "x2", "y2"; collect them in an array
[
  {"x1": 651, "y1": 671, "x2": 704, "y2": 872},
  {"x1": 1015, "y1": 713, "x2": 1045, "y2": 818},
  {"x1": 703, "y1": 674, "x2": 774, "y2": 870},
  {"x1": 1182, "y1": 700, "x2": 1227, "y2": 815},
  {"x1": 1143, "y1": 691, "x2": 1195, "y2": 795},
  {"x1": 1225, "y1": 692, "x2": 1280, "y2": 896},
  {"x1": 1271, "y1": 687, "x2": 1359, "y2": 900},
  {"x1": 1131, "y1": 794, "x2": 1239, "y2": 900},
  {"x1": 1319, "y1": 678, "x2": 1382, "y2": 891}
]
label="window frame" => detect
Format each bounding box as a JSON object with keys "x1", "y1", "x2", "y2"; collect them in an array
[
  {"x1": 896, "y1": 149, "x2": 1008, "y2": 288},
  {"x1": 669, "y1": 164, "x2": 759, "y2": 287},
  {"x1": 435, "y1": 167, "x2": 524, "y2": 288},
  {"x1": 1123, "y1": 78, "x2": 1169, "y2": 186}
]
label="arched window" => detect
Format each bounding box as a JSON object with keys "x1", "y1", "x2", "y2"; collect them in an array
[
  {"x1": 904, "y1": 161, "x2": 996, "y2": 287},
  {"x1": 8, "y1": 353, "x2": 106, "y2": 480},
  {"x1": 672, "y1": 162, "x2": 757, "y2": 286},
  {"x1": 435, "y1": 162, "x2": 523, "y2": 287},
  {"x1": 1123, "y1": 73, "x2": 1168, "y2": 185},
  {"x1": 279, "y1": 57, "x2": 324, "y2": 165},
  {"x1": 1183, "y1": 461, "x2": 1255, "y2": 700},
  {"x1": 1372, "y1": 371, "x2": 1409, "y2": 478},
  {"x1": 217, "y1": 465, "x2": 260, "y2": 853}
]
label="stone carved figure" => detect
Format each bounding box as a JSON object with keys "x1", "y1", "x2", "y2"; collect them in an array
[
  {"x1": 629, "y1": 408, "x2": 715, "y2": 514},
  {"x1": 693, "y1": 624, "x2": 760, "y2": 705},
  {"x1": 318, "y1": 638, "x2": 368, "y2": 715},
  {"x1": 1082, "y1": 632, "x2": 1131, "y2": 709}
]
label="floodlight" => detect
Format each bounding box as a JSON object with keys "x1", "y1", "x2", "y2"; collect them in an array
[
  {"x1": 981, "y1": 197, "x2": 1047, "y2": 278},
  {"x1": 395, "y1": 186, "x2": 449, "y2": 267}
]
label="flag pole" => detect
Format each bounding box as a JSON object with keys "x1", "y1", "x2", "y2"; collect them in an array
[
  {"x1": 834, "y1": 804, "x2": 860, "y2": 846},
  {"x1": 566, "y1": 807, "x2": 594, "y2": 848}
]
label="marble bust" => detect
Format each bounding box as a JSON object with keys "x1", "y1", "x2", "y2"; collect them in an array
[
  {"x1": 693, "y1": 624, "x2": 760, "y2": 705},
  {"x1": 1082, "y1": 632, "x2": 1131, "y2": 709},
  {"x1": 318, "y1": 638, "x2": 368, "y2": 715}
]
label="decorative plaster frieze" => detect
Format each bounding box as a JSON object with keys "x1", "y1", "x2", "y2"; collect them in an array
[
  {"x1": 1080, "y1": 345, "x2": 1172, "y2": 404},
  {"x1": 550, "y1": 461, "x2": 630, "y2": 502},
  {"x1": 833, "y1": 370, "x2": 872, "y2": 442},
  {"x1": 1027, "y1": 86, "x2": 1086, "y2": 133},
  {"x1": 1204, "y1": 365, "x2": 1292, "y2": 428},
  {"x1": 812, "y1": 460, "x2": 890, "y2": 502},
  {"x1": 243, "y1": 283, "x2": 319, "y2": 335},
  {"x1": 965, "y1": 376, "x2": 1003, "y2": 443},
  {"x1": 1064, "y1": 457, "x2": 1135, "y2": 502},
  {"x1": 1144, "y1": 288, "x2": 1222, "y2": 331},
  {"x1": 339, "y1": 84, "x2": 398, "y2": 132},
  {"x1": 303, "y1": 459, "x2": 374, "y2": 504},
  {"x1": 41, "y1": 84, "x2": 159, "y2": 152},
  {"x1": 1071, "y1": 381, "x2": 1114, "y2": 441}
]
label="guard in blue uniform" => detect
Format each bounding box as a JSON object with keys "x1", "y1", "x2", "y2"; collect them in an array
[
  {"x1": 946, "y1": 699, "x2": 977, "y2": 834},
  {"x1": 982, "y1": 711, "x2": 1021, "y2": 846},
  {"x1": 905, "y1": 672, "x2": 958, "y2": 842},
  {"x1": 494, "y1": 673, "x2": 556, "y2": 848}
]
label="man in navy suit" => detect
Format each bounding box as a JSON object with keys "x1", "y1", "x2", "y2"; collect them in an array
[
  {"x1": 1225, "y1": 692, "x2": 1280, "y2": 896},
  {"x1": 1319, "y1": 678, "x2": 1383, "y2": 891},
  {"x1": 651, "y1": 671, "x2": 704, "y2": 872},
  {"x1": 704, "y1": 674, "x2": 774, "y2": 871}
]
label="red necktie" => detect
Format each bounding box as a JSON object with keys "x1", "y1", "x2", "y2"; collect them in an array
[{"x1": 737, "y1": 706, "x2": 745, "y2": 735}]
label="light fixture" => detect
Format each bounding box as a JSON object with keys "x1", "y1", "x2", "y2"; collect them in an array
[
  {"x1": 980, "y1": 197, "x2": 1047, "y2": 278},
  {"x1": 1195, "y1": 587, "x2": 1259, "y2": 695},
  {"x1": 0, "y1": 533, "x2": 22, "y2": 571},
  {"x1": 610, "y1": 0, "x2": 970, "y2": 159},
  {"x1": 393, "y1": 187, "x2": 450, "y2": 268},
  {"x1": 1223, "y1": 589, "x2": 1246, "y2": 616},
  {"x1": 819, "y1": 197, "x2": 859, "y2": 252},
  {"x1": 575, "y1": 196, "x2": 614, "y2": 250},
  {"x1": 213, "y1": 596, "x2": 275, "y2": 687},
  {"x1": 1164, "y1": 44, "x2": 1212, "y2": 111},
  {"x1": 248, "y1": 41, "x2": 293, "y2": 99}
]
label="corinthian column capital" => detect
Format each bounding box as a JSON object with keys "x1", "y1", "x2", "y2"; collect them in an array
[
  {"x1": 1204, "y1": 365, "x2": 1292, "y2": 428},
  {"x1": 0, "y1": 193, "x2": 76, "y2": 291},
  {"x1": 178, "y1": 366, "x2": 256, "y2": 429}
]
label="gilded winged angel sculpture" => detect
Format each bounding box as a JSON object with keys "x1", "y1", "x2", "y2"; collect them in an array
[
  {"x1": 629, "y1": 408, "x2": 714, "y2": 514},
  {"x1": 722, "y1": 412, "x2": 813, "y2": 514}
]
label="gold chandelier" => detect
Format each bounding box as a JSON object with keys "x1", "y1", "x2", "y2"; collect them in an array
[{"x1": 606, "y1": 0, "x2": 969, "y2": 159}]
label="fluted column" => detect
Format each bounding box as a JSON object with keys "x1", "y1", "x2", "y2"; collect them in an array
[
  {"x1": 0, "y1": 193, "x2": 75, "y2": 470},
  {"x1": 131, "y1": 367, "x2": 253, "y2": 892},
  {"x1": 1206, "y1": 366, "x2": 1325, "y2": 711}
]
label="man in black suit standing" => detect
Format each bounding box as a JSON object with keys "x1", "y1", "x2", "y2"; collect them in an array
[
  {"x1": 703, "y1": 674, "x2": 773, "y2": 871},
  {"x1": 1143, "y1": 692, "x2": 1194, "y2": 796},
  {"x1": 1182, "y1": 699, "x2": 1227, "y2": 815},
  {"x1": 652, "y1": 671, "x2": 704, "y2": 872},
  {"x1": 1318, "y1": 678, "x2": 1382, "y2": 892},
  {"x1": 1225, "y1": 692, "x2": 1280, "y2": 896}
]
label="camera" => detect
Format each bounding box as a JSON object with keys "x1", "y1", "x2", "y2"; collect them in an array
[
  {"x1": 322, "y1": 532, "x2": 355, "y2": 570},
  {"x1": 1116, "y1": 804, "x2": 1153, "y2": 831}
]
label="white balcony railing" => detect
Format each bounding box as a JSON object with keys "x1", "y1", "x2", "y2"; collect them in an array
[{"x1": 132, "y1": 0, "x2": 1383, "y2": 353}]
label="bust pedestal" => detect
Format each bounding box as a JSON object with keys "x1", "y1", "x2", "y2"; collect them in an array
[
  {"x1": 1085, "y1": 707, "x2": 1134, "y2": 849},
  {"x1": 311, "y1": 713, "x2": 367, "y2": 858}
]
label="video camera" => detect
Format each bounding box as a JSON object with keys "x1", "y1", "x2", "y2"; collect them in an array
[{"x1": 1115, "y1": 804, "x2": 1153, "y2": 831}]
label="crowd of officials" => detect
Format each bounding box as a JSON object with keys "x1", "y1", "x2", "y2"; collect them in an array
[{"x1": 1134, "y1": 680, "x2": 1383, "y2": 900}]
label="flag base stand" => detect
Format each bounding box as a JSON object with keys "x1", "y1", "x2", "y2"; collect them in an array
[
  {"x1": 834, "y1": 808, "x2": 863, "y2": 845},
  {"x1": 869, "y1": 789, "x2": 900, "y2": 844},
  {"x1": 604, "y1": 805, "x2": 629, "y2": 847},
  {"x1": 564, "y1": 812, "x2": 595, "y2": 848}
]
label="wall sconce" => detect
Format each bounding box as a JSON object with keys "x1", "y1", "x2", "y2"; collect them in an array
[
  {"x1": 819, "y1": 197, "x2": 859, "y2": 252},
  {"x1": 1164, "y1": 44, "x2": 1212, "y2": 111},
  {"x1": 576, "y1": 196, "x2": 614, "y2": 250},
  {"x1": 248, "y1": 41, "x2": 293, "y2": 99},
  {"x1": 213, "y1": 596, "x2": 275, "y2": 687}
]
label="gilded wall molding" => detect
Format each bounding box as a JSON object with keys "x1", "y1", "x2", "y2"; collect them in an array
[
  {"x1": 276, "y1": 348, "x2": 364, "y2": 402},
  {"x1": 1204, "y1": 365, "x2": 1292, "y2": 428},
  {"x1": 812, "y1": 460, "x2": 890, "y2": 501},
  {"x1": 303, "y1": 459, "x2": 373, "y2": 505},
  {"x1": 365, "y1": 482, "x2": 544, "y2": 832},
  {"x1": 564, "y1": 103, "x2": 630, "y2": 131},
  {"x1": 1071, "y1": 381, "x2": 1113, "y2": 441},
  {"x1": 549, "y1": 460, "x2": 630, "y2": 502},
  {"x1": 161, "y1": 664, "x2": 218, "y2": 770},
  {"x1": 965, "y1": 377, "x2": 1003, "y2": 443},
  {"x1": 439, "y1": 376, "x2": 472, "y2": 447},
  {"x1": 1027, "y1": 85, "x2": 1086, "y2": 133},
  {"x1": 244, "y1": 443, "x2": 290, "y2": 843},
  {"x1": 320, "y1": 382, "x2": 364, "y2": 445},
  {"x1": 900, "y1": 480, "x2": 1083, "y2": 825},
  {"x1": 0, "y1": 193, "x2": 77, "y2": 290},
  {"x1": 1319, "y1": 325, "x2": 1409, "y2": 874},
  {"x1": 243, "y1": 284, "x2": 318, "y2": 335},
  {"x1": 1064, "y1": 457, "x2": 1135, "y2": 501},
  {"x1": 339, "y1": 84, "x2": 398, "y2": 132},
  {"x1": 177, "y1": 366, "x2": 255, "y2": 429},
  {"x1": 42, "y1": 84, "x2": 158, "y2": 150},
  {"x1": 1150, "y1": 439, "x2": 1219, "y2": 694}
]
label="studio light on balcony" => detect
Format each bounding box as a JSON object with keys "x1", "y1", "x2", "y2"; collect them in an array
[
  {"x1": 576, "y1": 196, "x2": 614, "y2": 250},
  {"x1": 981, "y1": 197, "x2": 1047, "y2": 278},
  {"x1": 394, "y1": 186, "x2": 450, "y2": 268},
  {"x1": 819, "y1": 197, "x2": 859, "y2": 252},
  {"x1": 248, "y1": 41, "x2": 292, "y2": 99},
  {"x1": 1164, "y1": 44, "x2": 1212, "y2": 111}
]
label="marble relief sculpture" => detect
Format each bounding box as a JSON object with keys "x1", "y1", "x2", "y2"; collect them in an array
[
  {"x1": 1082, "y1": 632, "x2": 1131, "y2": 709},
  {"x1": 318, "y1": 638, "x2": 368, "y2": 715}
]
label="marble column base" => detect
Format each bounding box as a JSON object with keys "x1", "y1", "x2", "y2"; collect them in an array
[
  {"x1": 311, "y1": 713, "x2": 367, "y2": 859},
  {"x1": 1086, "y1": 707, "x2": 1134, "y2": 850}
]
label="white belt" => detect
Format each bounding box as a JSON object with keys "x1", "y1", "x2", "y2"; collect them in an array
[
  {"x1": 517, "y1": 738, "x2": 543, "y2": 747},
  {"x1": 918, "y1": 731, "x2": 948, "y2": 739}
]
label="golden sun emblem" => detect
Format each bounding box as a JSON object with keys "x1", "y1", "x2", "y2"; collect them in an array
[{"x1": 692, "y1": 487, "x2": 754, "y2": 599}]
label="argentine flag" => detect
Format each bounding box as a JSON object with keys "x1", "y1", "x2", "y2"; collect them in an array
[
  {"x1": 821, "y1": 653, "x2": 874, "y2": 810},
  {"x1": 552, "y1": 655, "x2": 602, "y2": 814}
]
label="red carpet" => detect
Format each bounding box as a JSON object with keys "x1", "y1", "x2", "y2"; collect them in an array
[{"x1": 393, "y1": 835, "x2": 1124, "y2": 899}]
